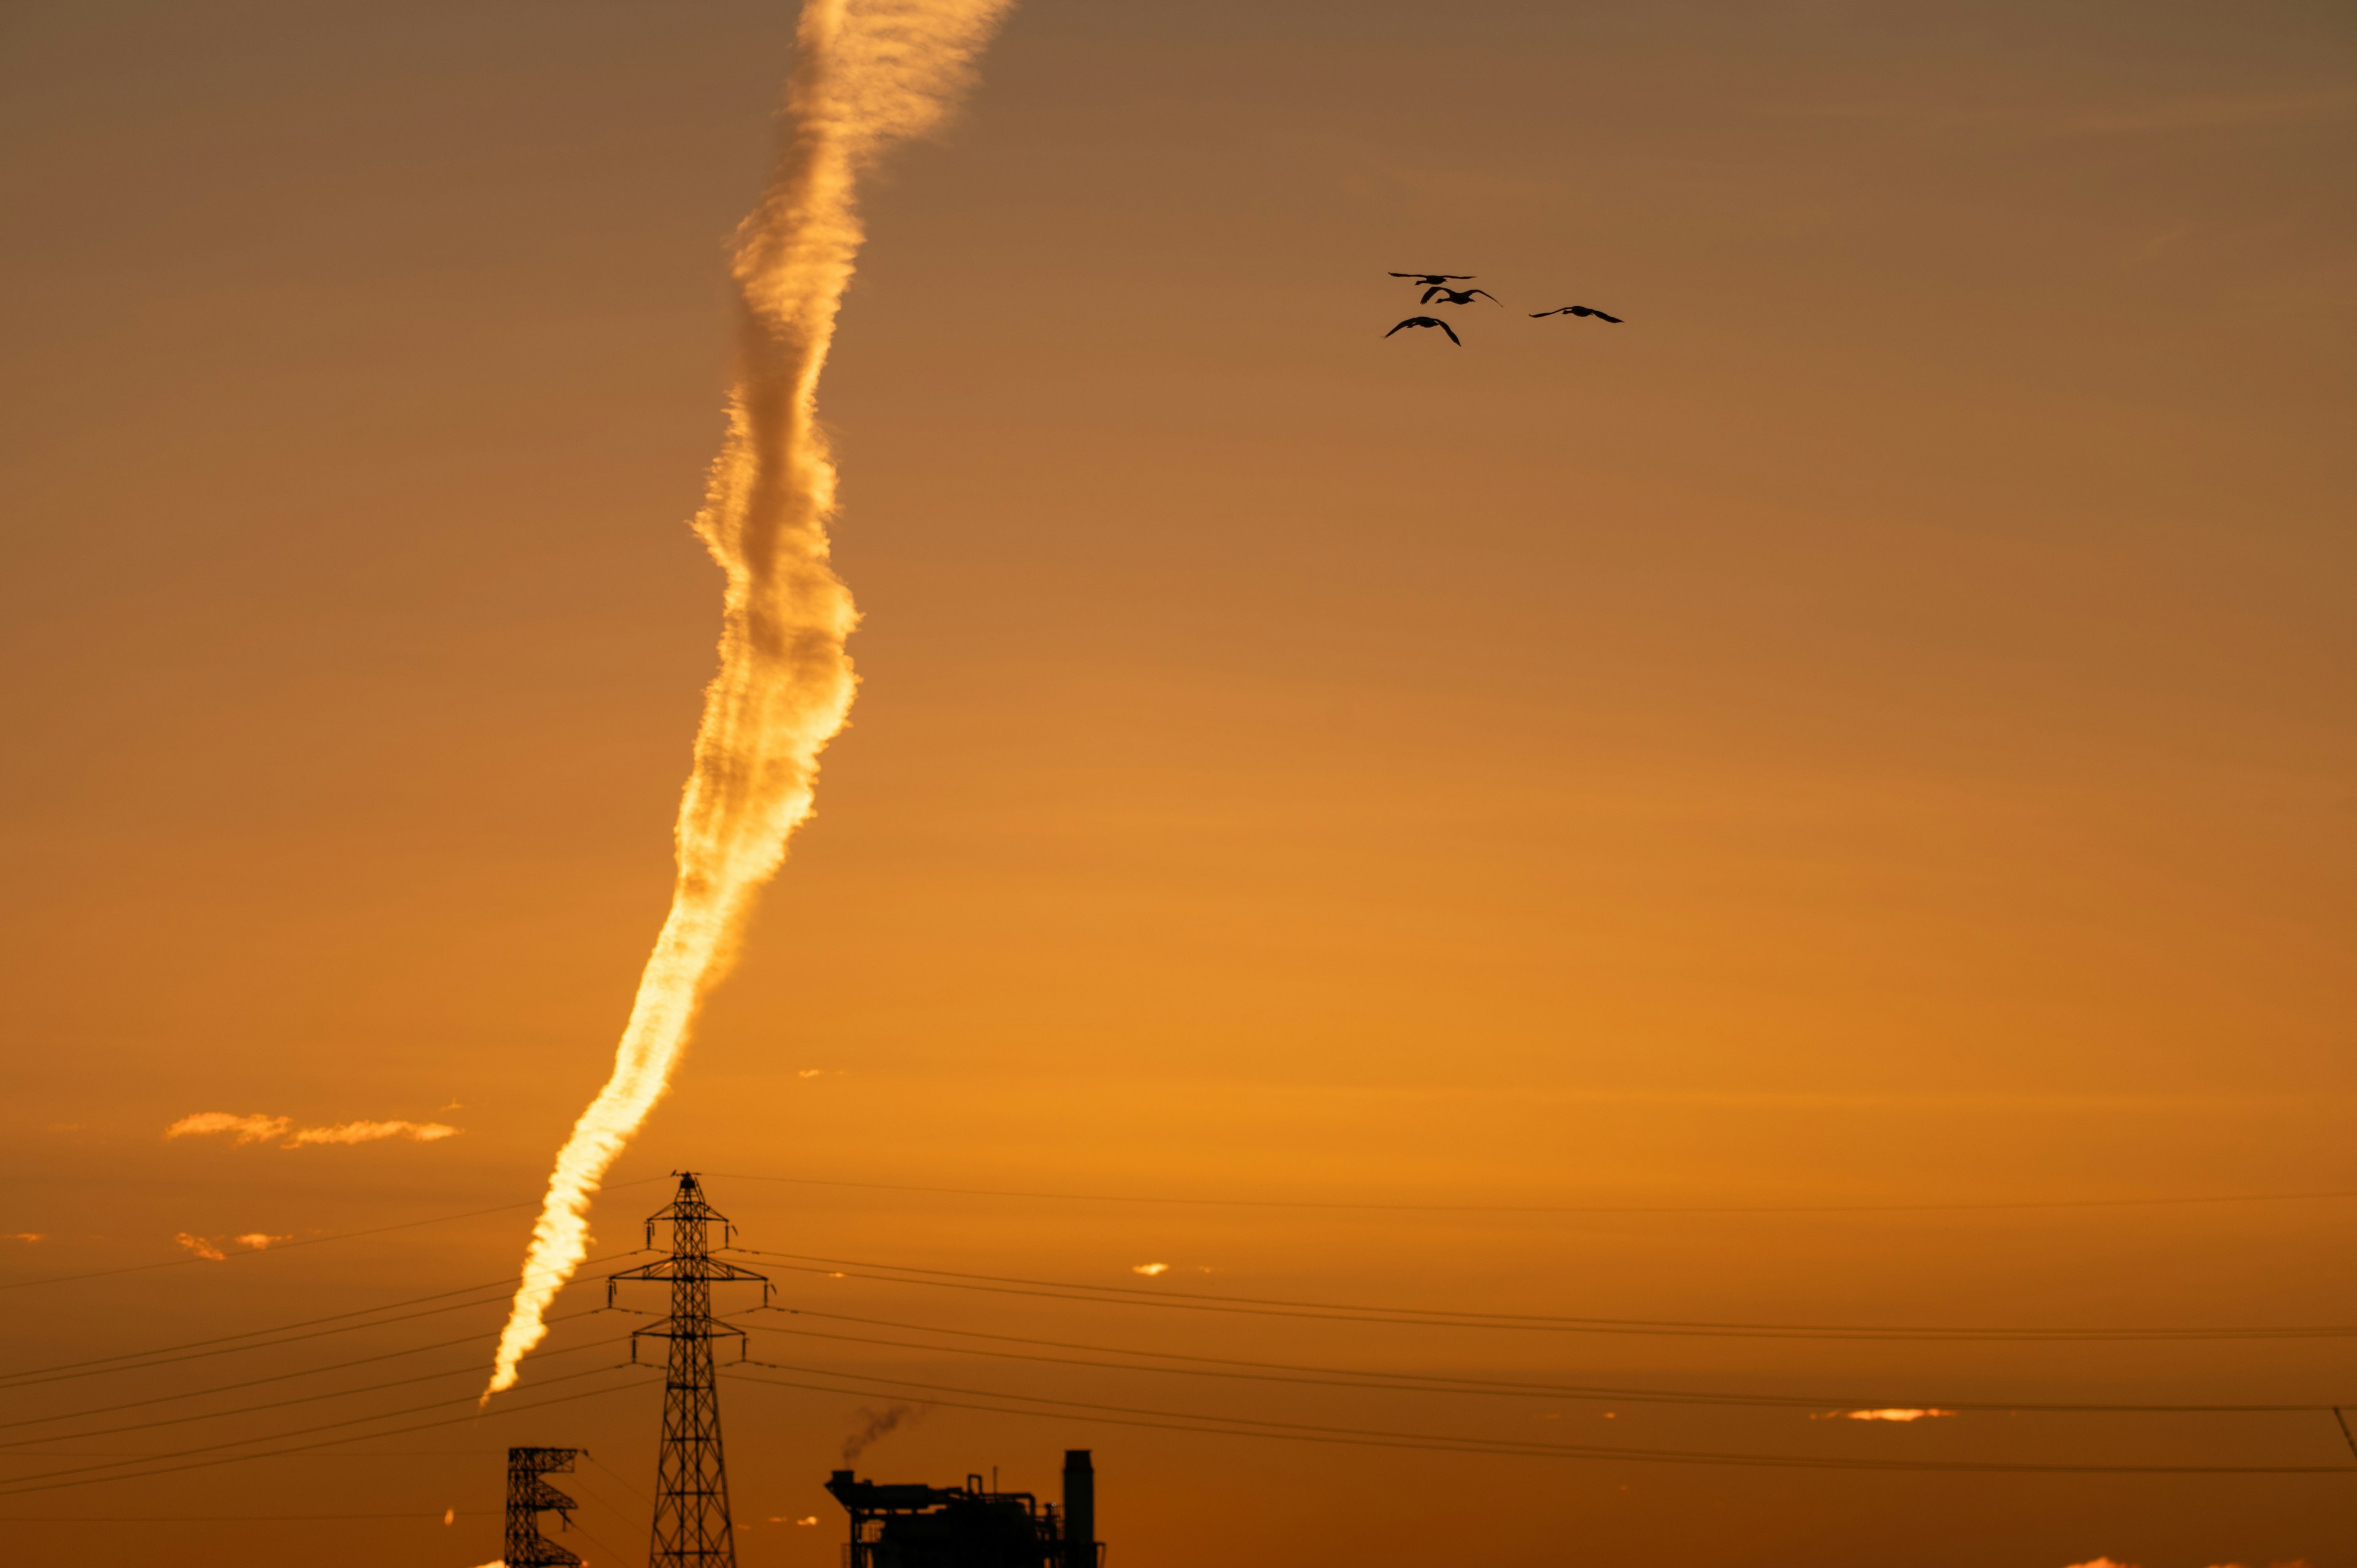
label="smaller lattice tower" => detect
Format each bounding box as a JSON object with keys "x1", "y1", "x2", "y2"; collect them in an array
[
  {"x1": 503, "y1": 1446, "x2": 585, "y2": 1568},
  {"x1": 610, "y1": 1172, "x2": 770, "y2": 1568}
]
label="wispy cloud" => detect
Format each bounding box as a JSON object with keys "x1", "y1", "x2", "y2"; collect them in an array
[
  {"x1": 1815, "y1": 1408, "x2": 1954, "y2": 1423},
  {"x1": 166, "y1": 1112, "x2": 459, "y2": 1149},
  {"x1": 6, "y1": 1234, "x2": 44, "y2": 1244},
  {"x1": 175, "y1": 1231, "x2": 287, "y2": 1261},
  {"x1": 1131, "y1": 1262, "x2": 1170, "y2": 1276},
  {"x1": 167, "y1": 1113, "x2": 292, "y2": 1144},
  {"x1": 282, "y1": 1120, "x2": 459, "y2": 1147},
  {"x1": 2065, "y1": 1558, "x2": 2136, "y2": 1567}
]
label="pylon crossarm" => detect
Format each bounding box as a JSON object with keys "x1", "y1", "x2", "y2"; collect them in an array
[{"x1": 610, "y1": 1256, "x2": 767, "y2": 1286}]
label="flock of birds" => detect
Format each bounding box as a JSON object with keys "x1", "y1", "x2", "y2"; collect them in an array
[{"x1": 1384, "y1": 271, "x2": 1623, "y2": 346}]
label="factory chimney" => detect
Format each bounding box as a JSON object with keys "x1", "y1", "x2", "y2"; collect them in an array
[{"x1": 1061, "y1": 1450, "x2": 1094, "y2": 1568}]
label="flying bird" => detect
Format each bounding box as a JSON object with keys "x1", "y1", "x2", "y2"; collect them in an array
[
  {"x1": 1530, "y1": 305, "x2": 1624, "y2": 322},
  {"x1": 1391, "y1": 272, "x2": 1474, "y2": 285},
  {"x1": 1385, "y1": 316, "x2": 1461, "y2": 345},
  {"x1": 1422, "y1": 286, "x2": 1501, "y2": 306}
]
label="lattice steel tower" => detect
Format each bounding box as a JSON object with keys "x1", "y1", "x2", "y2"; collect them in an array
[
  {"x1": 610, "y1": 1172, "x2": 770, "y2": 1568},
  {"x1": 504, "y1": 1446, "x2": 585, "y2": 1568}
]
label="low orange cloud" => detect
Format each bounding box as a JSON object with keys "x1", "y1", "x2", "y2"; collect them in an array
[
  {"x1": 1132, "y1": 1262, "x2": 1171, "y2": 1276},
  {"x1": 176, "y1": 1231, "x2": 290, "y2": 1261},
  {"x1": 1813, "y1": 1408, "x2": 1955, "y2": 1423},
  {"x1": 165, "y1": 1112, "x2": 459, "y2": 1149},
  {"x1": 282, "y1": 1120, "x2": 459, "y2": 1147},
  {"x1": 7, "y1": 1233, "x2": 43, "y2": 1243},
  {"x1": 166, "y1": 1113, "x2": 292, "y2": 1144}
]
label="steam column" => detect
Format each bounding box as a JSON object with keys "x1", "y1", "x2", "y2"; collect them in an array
[{"x1": 1062, "y1": 1450, "x2": 1095, "y2": 1568}]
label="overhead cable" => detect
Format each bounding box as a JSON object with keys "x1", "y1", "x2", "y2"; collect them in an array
[
  {"x1": 753, "y1": 1305, "x2": 2346, "y2": 1415},
  {"x1": 724, "y1": 1362, "x2": 2351, "y2": 1476},
  {"x1": 0, "y1": 1177, "x2": 666, "y2": 1293},
  {"x1": 0, "y1": 1250, "x2": 644, "y2": 1388},
  {"x1": 0, "y1": 1365, "x2": 654, "y2": 1497},
  {"x1": 708, "y1": 1169, "x2": 2357, "y2": 1218},
  {"x1": 728, "y1": 1249, "x2": 2357, "y2": 1343},
  {"x1": 0, "y1": 1333, "x2": 633, "y2": 1451},
  {"x1": 0, "y1": 1307, "x2": 613, "y2": 1432}
]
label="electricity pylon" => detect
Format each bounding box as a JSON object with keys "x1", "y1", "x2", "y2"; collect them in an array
[
  {"x1": 610, "y1": 1172, "x2": 770, "y2": 1568},
  {"x1": 504, "y1": 1446, "x2": 585, "y2": 1568}
]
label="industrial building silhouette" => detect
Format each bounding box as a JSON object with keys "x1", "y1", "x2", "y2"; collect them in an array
[{"x1": 827, "y1": 1449, "x2": 1103, "y2": 1568}]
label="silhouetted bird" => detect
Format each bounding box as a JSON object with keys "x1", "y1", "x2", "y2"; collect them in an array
[
  {"x1": 1530, "y1": 305, "x2": 1624, "y2": 322},
  {"x1": 1422, "y1": 286, "x2": 1501, "y2": 306},
  {"x1": 1385, "y1": 316, "x2": 1461, "y2": 345},
  {"x1": 1390, "y1": 272, "x2": 1474, "y2": 286}
]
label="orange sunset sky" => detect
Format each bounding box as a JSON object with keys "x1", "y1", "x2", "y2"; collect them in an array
[{"x1": 2, "y1": 1, "x2": 2353, "y2": 1565}]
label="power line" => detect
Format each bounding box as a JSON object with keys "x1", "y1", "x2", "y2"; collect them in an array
[
  {"x1": 587, "y1": 1450, "x2": 652, "y2": 1506},
  {"x1": 0, "y1": 1334, "x2": 634, "y2": 1453},
  {"x1": 729, "y1": 1249, "x2": 2357, "y2": 1343},
  {"x1": 0, "y1": 1307, "x2": 611, "y2": 1433},
  {"x1": 753, "y1": 1305, "x2": 2346, "y2": 1415},
  {"x1": 706, "y1": 1169, "x2": 2357, "y2": 1218},
  {"x1": 0, "y1": 1510, "x2": 498, "y2": 1522},
  {"x1": 723, "y1": 1363, "x2": 2353, "y2": 1477},
  {"x1": 0, "y1": 1367, "x2": 657, "y2": 1498},
  {"x1": 0, "y1": 1250, "x2": 646, "y2": 1388},
  {"x1": 0, "y1": 1361, "x2": 641, "y2": 1494},
  {"x1": 0, "y1": 1177, "x2": 668, "y2": 1293}
]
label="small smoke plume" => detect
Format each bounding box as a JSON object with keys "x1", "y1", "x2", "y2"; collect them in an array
[
  {"x1": 480, "y1": 0, "x2": 1017, "y2": 1403},
  {"x1": 842, "y1": 1403, "x2": 926, "y2": 1464},
  {"x1": 167, "y1": 1113, "x2": 292, "y2": 1144}
]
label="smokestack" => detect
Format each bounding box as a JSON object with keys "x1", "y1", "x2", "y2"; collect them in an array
[{"x1": 1062, "y1": 1450, "x2": 1094, "y2": 1568}]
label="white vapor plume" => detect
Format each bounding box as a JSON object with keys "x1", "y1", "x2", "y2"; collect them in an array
[{"x1": 481, "y1": 0, "x2": 1016, "y2": 1402}]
